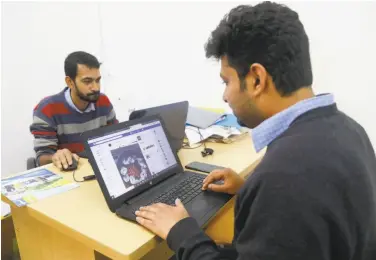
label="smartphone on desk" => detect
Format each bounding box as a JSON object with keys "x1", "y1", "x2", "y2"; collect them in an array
[{"x1": 185, "y1": 161, "x2": 225, "y2": 174}]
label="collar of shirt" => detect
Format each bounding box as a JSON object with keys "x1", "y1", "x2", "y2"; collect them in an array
[
  {"x1": 251, "y1": 93, "x2": 335, "y2": 152},
  {"x1": 64, "y1": 87, "x2": 95, "y2": 114}
]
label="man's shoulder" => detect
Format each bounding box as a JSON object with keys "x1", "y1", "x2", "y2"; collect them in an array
[
  {"x1": 252, "y1": 113, "x2": 373, "y2": 187},
  {"x1": 33, "y1": 89, "x2": 68, "y2": 117},
  {"x1": 34, "y1": 89, "x2": 65, "y2": 108},
  {"x1": 96, "y1": 93, "x2": 113, "y2": 108}
]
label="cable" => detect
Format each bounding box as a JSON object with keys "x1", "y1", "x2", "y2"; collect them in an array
[
  {"x1": 72, "y1": 158, "x2": 96, "y2": 182},
  {"x1": 181, "y1": 127, "x2": 205, "y2": 149},
  {"x1": 181, "y1": 141, "x2": 204, "y2": 149},
  {"x1": 73, "y1": 169, "x2": 85, "y2": 183},
  {"x1": 182, "y1": 127, "x2": 214, "y2": 156},
  {"x1": 73, "y1": 169, "x2": 96, "y2": 182},
  {"x1": 197, "y1": 126, "x2": 214, "y2": 157},
  {"x1": 196, "y1": 126, "x2": 208, "y2": 150}
]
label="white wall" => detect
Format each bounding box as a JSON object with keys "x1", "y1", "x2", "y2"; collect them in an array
[
  {"x1": 1, "y1": 2, "x2": 102, "y2": 176},
  {"x1": 2, "y1": 1, "x2": 376, "y2": 177}
]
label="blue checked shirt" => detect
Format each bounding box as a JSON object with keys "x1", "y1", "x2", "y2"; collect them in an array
[{"x1": 251, "y1": 94, "x2": 335, "y2": 152}]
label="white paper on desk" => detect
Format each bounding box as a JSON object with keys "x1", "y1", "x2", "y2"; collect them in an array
[
  {"x1": 206, "y1": 125, "x2": 241, "y2": 139},
  {"x1": 185, "y1": 126, "x2": 212, "y2": 145},
  {"x1": 185, "y1": 125, "x2": 242, "y2": 145}
]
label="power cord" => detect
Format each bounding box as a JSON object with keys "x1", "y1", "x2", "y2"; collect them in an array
[
  {"x1": 182, "y1": 127, "x2": 204, "y2": 149},
  {"x1": 73, "y1": 169, "x2": 96, "y2": 182},
  {"x1": 182, "y1": 140, "x2": 204, "y2": 149},
  {"x1": 182, "y1": 127, "x2": 214, "y2": 156},
  {"x1": 73, "y1": 169, "x2": 85, "y2": 183},
  {"x1": 197, "y1": 127, "x2": 214, "y2": 157},
  {"x1": 72, "y1": 158, "x2": 96, "y2": 182}
]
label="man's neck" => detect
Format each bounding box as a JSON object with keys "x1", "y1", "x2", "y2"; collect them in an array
[
  {"x1": 70, "y1": 90, "x2": 89, "y2": 111},
  {"x1": 268, "y1": 87, "x2": 315, "y2": 117}
]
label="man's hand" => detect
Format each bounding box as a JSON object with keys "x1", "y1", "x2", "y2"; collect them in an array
[
  {"x1": 135, "y1": 199, "x2": 189, "y2": 239},
  {"x1": 202, "y1": 168, "x2": 245, "y2": 194},
  {"x1": 52, "y1": 149, "x2": 79, "y2": 170}
]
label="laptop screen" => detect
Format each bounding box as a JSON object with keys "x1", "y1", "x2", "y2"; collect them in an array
[{"x1": 87, "y1": 119, "x2": 178, "y2": 199}]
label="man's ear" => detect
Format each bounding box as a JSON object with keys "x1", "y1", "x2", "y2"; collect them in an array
[
  {"x1": 65, "y1": 76, "x2": 74, "y2": 89},
  {"x1": 247, "y1": 63, "x2": 267, "y2": 97}
]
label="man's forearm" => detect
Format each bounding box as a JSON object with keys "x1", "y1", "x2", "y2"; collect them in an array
[{"x1": 38, "y1": 154, "x2": 54, "y2": 166}]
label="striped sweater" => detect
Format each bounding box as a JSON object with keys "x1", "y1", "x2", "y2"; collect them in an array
[{"x1": 30, "y1": 87, "x2": 118, "y2": 163}]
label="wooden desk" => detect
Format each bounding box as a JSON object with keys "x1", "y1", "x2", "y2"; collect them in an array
[{"x1": 3, "y1": 135, "x2": 263, "y2": 260}]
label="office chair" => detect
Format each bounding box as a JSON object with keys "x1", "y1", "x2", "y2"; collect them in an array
[{"x1": 26, "y1": 157, "x2": 37, "y2": 170}]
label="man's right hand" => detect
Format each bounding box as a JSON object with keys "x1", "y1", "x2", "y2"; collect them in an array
[
  {"x1": 52, "y1": 149, "x2": 79, "y2": 170},
  {"x1": 202, "y1": 168, "x2": 245, "y2": 195}
]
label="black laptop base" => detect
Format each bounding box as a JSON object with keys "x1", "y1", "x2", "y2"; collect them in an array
[{"x1": 116, "y1": 171, "x2": 232, "y2": 227}]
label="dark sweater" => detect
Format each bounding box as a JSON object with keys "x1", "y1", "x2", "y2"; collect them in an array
[
  {"x1": 30, "y1": 88, "x2": 118, "y2": 163},
  {"x1": 167, "y1": 105, "x2": 376, "y2": 260}
]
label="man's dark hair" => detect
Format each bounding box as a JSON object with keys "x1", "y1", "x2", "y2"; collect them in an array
[
  {"x1": 205, "y1": 1, "x2": 313, "y2": 96},
  {"x1": 64, "y1": 51, "x2": 101, "y2": 80}
]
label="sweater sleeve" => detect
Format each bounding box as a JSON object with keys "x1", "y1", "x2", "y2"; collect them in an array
[
  {"x1": 166, "y1": 217, "x2": 237, "y2": 260},
  {"x1": 97, "y1": 94, "x2": 118, "y2": 125},
  {"x1": 30, "y1": 101, "x2": 58, "y2": 164},
  {"x1": 106, "y1": 106, "x2": 118, "y2": 125},
  {"x1": 166, "y1": 170, "x2": 334, "y2": 260}
]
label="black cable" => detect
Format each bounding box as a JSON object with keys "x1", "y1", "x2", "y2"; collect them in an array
[
  {"x1": 196, "y1": 126, "x2": 208, "y2": 150},
  {"x1": 72, "y1": 158, "x2": 96, "y2": 182},
  {"x1": 182, "y1": 127, "x2": 214, "y2": 159},
  {"x1": 72, "y1": 157, "x2": 84, "y2": 182},
  {"x1": 181, "y1": 141, "x2": 204, "y2": 149},
  {"x1": 181, "y1": 127, "x2": 206, "y2": 150},
  {"x1": 73, "y1": 169, "x2": 96, "y2": 182},
  {"x1": 73, "y1": 169, "x2": 85, "y2": 183}
]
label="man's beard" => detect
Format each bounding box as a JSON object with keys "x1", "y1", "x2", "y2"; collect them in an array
[
  {"x1": 234, "y1": 105, "x2": 264, "y2": 129},
  {"x1": 237, "y1": 119, "x2": 247, "y2": 127},
  {"x1": 74, "y1": 83, "x2": 100, "y2": 103},
  {"x1": 233, "y1": 79, "x2": 264, "y2": 129}
]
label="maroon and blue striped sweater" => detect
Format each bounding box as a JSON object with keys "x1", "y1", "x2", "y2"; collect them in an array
[{"x1": 30, "y1": 88, "x2": 118, "y2": 164}]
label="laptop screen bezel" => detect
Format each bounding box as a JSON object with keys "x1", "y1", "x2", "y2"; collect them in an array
[
  {"x1": 129, "y1": 101, "x2": 189, "y2": 151},
  {"x1": 83, "y1": 115, "x2": 184, "y2": 213}
]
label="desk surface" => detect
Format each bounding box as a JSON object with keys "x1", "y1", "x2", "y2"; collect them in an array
[{"x1": 5, "y1": 135, "x2": 263, "y2": 260}]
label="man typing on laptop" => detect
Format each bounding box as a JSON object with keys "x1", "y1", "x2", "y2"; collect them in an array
[
  {"x1": 135, "y1": 2, "x2": 376, "y2": 260},
  {"x1": 84, "y1": 117, "x2": 231, "y2": 228}
]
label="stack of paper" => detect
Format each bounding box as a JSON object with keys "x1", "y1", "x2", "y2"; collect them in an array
[
  {"x1": 184, "y1": 106, "x2": 248, "y2": 146},
  {"x1": 185, "y1": 125, "x2": 246, "y2": 145}
]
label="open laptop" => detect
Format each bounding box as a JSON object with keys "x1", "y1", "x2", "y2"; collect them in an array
[
  {"x1": 83, "y1": 115, "x2": 232, "y2": 226},
  {"x1": 129, "y1": 101, "x2": 189, "y2": 151}
]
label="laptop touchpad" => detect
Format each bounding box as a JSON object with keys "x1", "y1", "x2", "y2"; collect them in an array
[
  {"x1": 187, "y1": 193, "x2": 219, "y2": 215},
  {"x1": 191, "y1": 199, "x2": 210, "y2": 211}
]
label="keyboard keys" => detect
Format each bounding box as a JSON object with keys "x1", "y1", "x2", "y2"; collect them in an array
[{"x1": 138, "y1": 174, "x2": 205, "y2": 207}]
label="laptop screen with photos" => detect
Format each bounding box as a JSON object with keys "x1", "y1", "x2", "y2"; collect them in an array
[{"x1": 87, "y1": 119, "x2": 178, "y2": 199}]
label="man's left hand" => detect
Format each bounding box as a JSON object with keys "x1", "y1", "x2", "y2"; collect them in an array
[{"x1": 135, "y1": 199, "x2": 189, "y2": 239}]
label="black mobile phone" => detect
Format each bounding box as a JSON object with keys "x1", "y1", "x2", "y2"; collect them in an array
[{"x1": 185, "y1": 161, "x2": 225, "y2": 174}]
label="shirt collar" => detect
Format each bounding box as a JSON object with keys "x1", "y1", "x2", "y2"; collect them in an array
[
  {"x1": 251, "y1": 94, "x2": 335, "y2": 152},
  {"x1": 64, "y1": 87, "x2": 95, "y2": 114}
]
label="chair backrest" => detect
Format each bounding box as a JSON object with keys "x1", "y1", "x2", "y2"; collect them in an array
[{"x1": 26, "y1": 157, "x2": 37, "y2": 170}]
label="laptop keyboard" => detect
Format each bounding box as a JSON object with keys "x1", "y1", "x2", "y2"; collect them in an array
[{"x1": 135, "y1": 174, "x2": 205, "y2": 210}]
